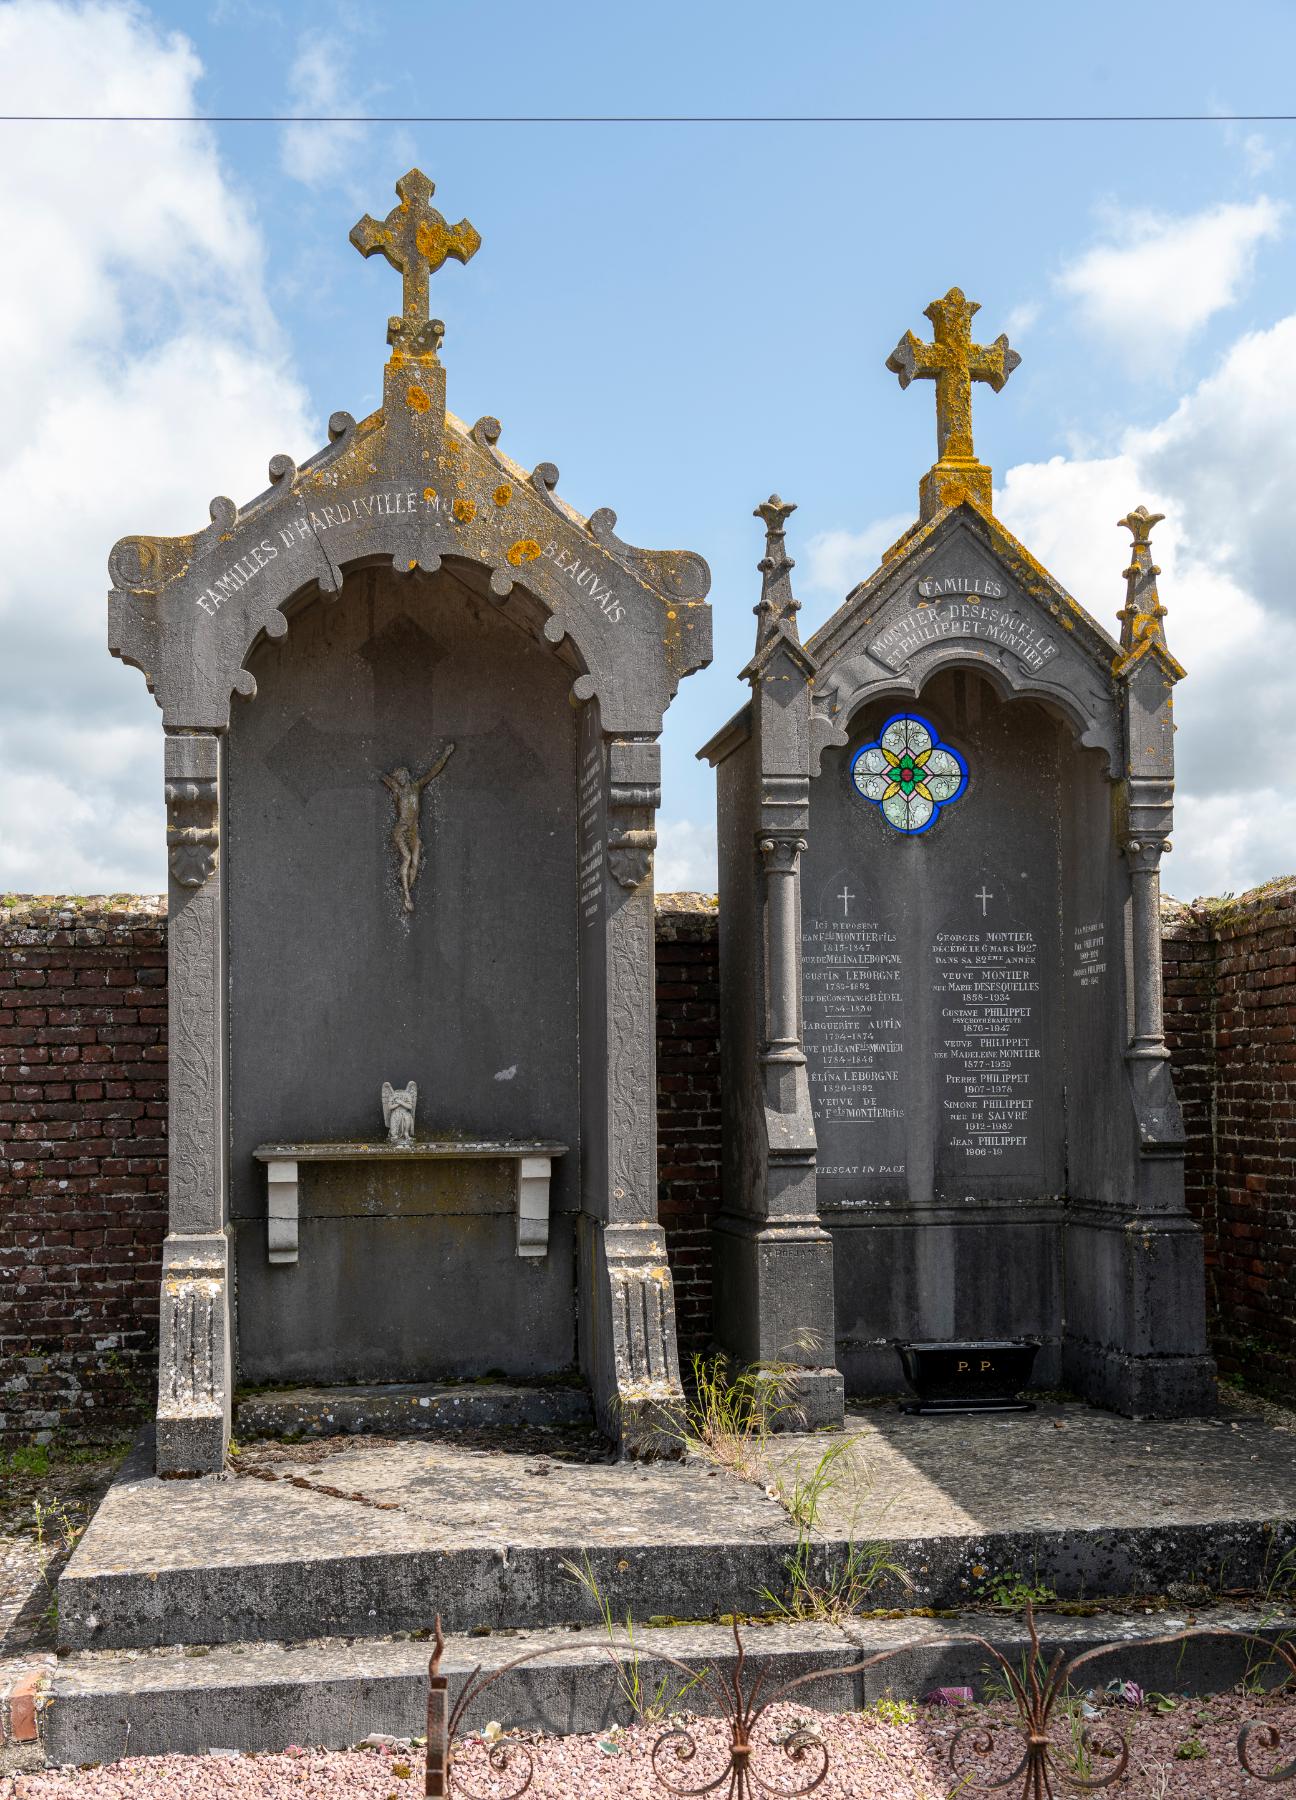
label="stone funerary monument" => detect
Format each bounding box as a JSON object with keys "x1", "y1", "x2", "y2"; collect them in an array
[
  {"x1": 702, "y1": 286, "x2": 1214, "y2": 1422},
  {"x1": 108, "y1": 171, "x2": 712, "y2": 1473}
]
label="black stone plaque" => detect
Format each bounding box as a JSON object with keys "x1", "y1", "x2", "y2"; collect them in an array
[{"x1": 898, "y1": 1338, "x2": 1040, "y2": 1413}]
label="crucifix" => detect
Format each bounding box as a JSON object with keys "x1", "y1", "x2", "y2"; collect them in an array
[
  {"x1": 975, "y1": 885, "x2": 994, "y2": 916},
  {"x1": 838, "y1": 884, "x2": 855, "y2": 918},
  {"x1": 886, "y1": 288, "x2": 1020, "y2": 465},
  {"x1": 351, "y1": 169, "x2": 481, "y2": 351},
  {"x1": 381, "y1": 747, "x2": 456, "y2": 915}
]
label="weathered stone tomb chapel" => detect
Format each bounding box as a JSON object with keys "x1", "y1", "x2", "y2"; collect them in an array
[
  {"x1": 105, "y1": 174, "x2": 1211, "y2": 1473},
  {"x1": 701, "y1": 287, "x2": 1213, "y2": 1426},
  {"x1": 108, "y1": 171, "x2": 713, "y2": 1473}
]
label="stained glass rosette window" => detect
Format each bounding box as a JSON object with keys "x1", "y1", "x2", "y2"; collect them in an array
[{"x1": 850, "y1": 713, "x2": 968, "y2": 835}]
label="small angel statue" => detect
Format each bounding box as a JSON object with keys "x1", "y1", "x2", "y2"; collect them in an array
[{"x1": 382, "y1": 1080, "x2": 417, "y2": 1146}]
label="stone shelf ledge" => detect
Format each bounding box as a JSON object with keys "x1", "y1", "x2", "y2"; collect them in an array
[{"x1": 253, "y1": 1140, "x2": 568, "y2": 1265}]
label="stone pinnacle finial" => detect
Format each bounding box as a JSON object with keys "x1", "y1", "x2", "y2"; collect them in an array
[
  {"x1": 1117, "y1": 505, "x2": 1169, "y2": 657},
  {"x1": 886, "y1": 286, "x2": 1020, "y2": 521},
  {"x1": 350, "y1": 169, "x2": 481, "y2": 355},
  {"x1": 752, "y1": 494, "x2": 801, "y2": 652}
]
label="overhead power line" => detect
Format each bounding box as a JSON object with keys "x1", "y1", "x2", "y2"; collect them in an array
[{"x1": 0, "y1": 112, "x2": 1294, "y2": 125}]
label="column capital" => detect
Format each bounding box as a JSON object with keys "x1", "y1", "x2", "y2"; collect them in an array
[
  {"x1": 1122, "y1": 836, "x2": 1170, "y2": 872},
  {"x1": 758, "y1": 834, "x2": 808, "y2": 873},
  {"x1": 164, "y1": 734, "x2": 220, "y2": 889}
]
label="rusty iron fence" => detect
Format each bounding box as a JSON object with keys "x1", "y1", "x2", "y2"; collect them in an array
[{"x1": 421, "y1": 1603, "x2": 1296, "y2": 1799}]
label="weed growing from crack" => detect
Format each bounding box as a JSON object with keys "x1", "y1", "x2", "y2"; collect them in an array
[{"x1": 559, "y1": 1555, "x2": 707, "y2": 1726}]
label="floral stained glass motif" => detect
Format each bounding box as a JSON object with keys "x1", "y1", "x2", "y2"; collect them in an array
[{"x1": 850, "y1": 713, "x2": 968, "y2": 835}]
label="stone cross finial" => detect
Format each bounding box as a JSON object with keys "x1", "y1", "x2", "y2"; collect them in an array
[
  {"x1": 350, "y1": 169, "x2": 481, "y2": 352},
  {"x1": 886, "y1": 287, "x2": 1020, "y2": 466},
  {"x1": 1117, "y1": 505, "x2": 1169, "y2": 656},
  {"x1": 752, "y1": 494, "x2": 802, "y2": 650}
]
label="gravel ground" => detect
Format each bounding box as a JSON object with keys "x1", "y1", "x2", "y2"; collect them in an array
[{"x1": 4, "y1": 1691, "x2": 1294, "y2": 1799}]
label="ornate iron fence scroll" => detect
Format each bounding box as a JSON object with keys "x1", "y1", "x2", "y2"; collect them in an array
[{"x1": 422, "y1": 1604, "x2": 1296, "y2": 1799}]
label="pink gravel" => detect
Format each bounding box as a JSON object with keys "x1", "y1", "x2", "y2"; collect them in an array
[{"x1": 4, "y1": 1692, "x2": 1294, "y2": 1799}]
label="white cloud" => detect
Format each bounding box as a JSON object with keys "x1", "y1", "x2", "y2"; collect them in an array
[
  {"x1": 997, "y1": 310, "x2": 1296, "y2": 901},
  {"x1": 803, "y1": 515, "x2": 911, "y2": 598},
  {"x1": 1056, "y1": 198, "x2": 1284, "y2": 375},
  {"x1": 1241, "y1": 132, "x2": 1276, "y2": 178},
  {"x1": 0, "y1": 0, "x2": 316, "y2": 893},
  {"x1": 656, "y1": 818, "x2": 717, "y2": 894},
  {"x1": 280, "y1": 36, "x2": 367, "y2": 188},
  {"x1": 1004, "y1": 300, "x2": 1041, "y2": 340}
]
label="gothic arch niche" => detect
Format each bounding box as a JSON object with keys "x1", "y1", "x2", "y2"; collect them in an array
[
  {"x1": 802, "y1": 666, "x2": 1121, "y2": 1391},
  {"x1": 225, "y1": 561, "x2": 584, "y2": 1383}
]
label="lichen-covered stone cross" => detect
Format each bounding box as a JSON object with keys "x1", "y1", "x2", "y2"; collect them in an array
[
  {"x1": 350, "y1": 169, "x2": 481, "y2": 348},
  {"x1": 886, "y1": 287, "x2": 1020, "y2": 464}
]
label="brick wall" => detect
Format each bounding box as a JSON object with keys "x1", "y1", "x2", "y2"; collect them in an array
[
  {"x1": 1197, "y1": 882, "x2": 1296, "y2": 1392},
  {"x1": 1162, "y1": 901, "x2": 1217, "y2": 1263},
  {"x1": 4, "y1": 882, "x2": 1294, "y2": 1442},
  {"x1": 655, "y1": 895, "x2": 722, "y2": 1360},
  {"x1": 0, "y1": 899, "x2": 167, "y2": 1442}
]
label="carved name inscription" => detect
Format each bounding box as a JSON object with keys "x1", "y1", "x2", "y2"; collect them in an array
[
  {"x1": 934, "y1": 928, "x2": 1043, "y2": 1169},
  {"x1": 803, "y1": 914, "x2": 906, "y2": 1194},
  {"x1": 1071, "y1": 922, "x2": 1107, "y2": 989},
  {"x1": 871, "y1": 597, "x2": 1057, "y2": 672},
  {"x1": 540, "y1": 540, "x2": 625, "y2": 623},
  {"x1": 917, "y1": 574, "x2": 1005, "y2": 599},
  {"x1": 192, "y1": 488, "x2": 627, "y2": 624}
]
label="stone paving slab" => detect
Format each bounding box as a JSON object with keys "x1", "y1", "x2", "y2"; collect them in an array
[
  {"x1": 58, "y1": 1433, "x2": 799, "y2": 1652},
  {"x1": 58, "y1": 1404, "x2": 1296, "y2": 1655},
  {"x1": 758, "y1": 1404, "x2": 1296, "y2": 1538},
  {"x1": 42, "y1": 1605, "x2": 1296, "y2": 1764},
  {"x1": 755, "y1": 1403, "x2": 1296, "y2": 1608}
]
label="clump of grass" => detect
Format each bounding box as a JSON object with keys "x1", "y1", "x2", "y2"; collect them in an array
[
  {"x1": 681, "y1": 1352, "x2": 803, "y2": 1479},
  {"x1": 974, "y1": 1568, "x2": 1058, "y2": 1610},
  {"x1": 560, "y1": 1555, "x2": 706, "y2": 1726},
  {"x1": 869, "y1": 1692, "x2": 917, "y2": 1727},
  {"x1": 774, "y1": 1436, "x2": 855, "y2": 1532},
  {"x1": 4, "y1": 1444, "x2": 50, "y2": 1478},
  {"x1": 763, "y1": 1535, "x2": 912, "y2": 1624}
]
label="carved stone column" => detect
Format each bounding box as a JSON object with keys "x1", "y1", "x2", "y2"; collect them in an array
[
  {"x1": 759, "y1": 834, "x2": 807, "y2": 1071},
  {"x1": 578, "y1": 734, "x2": 685, "y2": 1455},
  {"x1": 1061, "y1": 511, "x2": 1214, "y2": 1416},
  {"x1": 157, "y1": 732, "x2": 232, "y2": 1475},
  {"x1": 706, "y1": 498, "x2": 842, "y2": 1428},
  {"x1": 1125, "y1": 834, "x2": 1170, "y2": 1062},
  {"x1": 726, "y1": 828, "x2": 842, "y2": 1426}
]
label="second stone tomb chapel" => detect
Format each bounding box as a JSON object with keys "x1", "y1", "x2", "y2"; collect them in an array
[{"x1": 701, "y1": 286, "x2": 1214, "y2": 1427}]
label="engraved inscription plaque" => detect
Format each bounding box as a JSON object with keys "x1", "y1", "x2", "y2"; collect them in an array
[{"x1": 801, "y1": 670, "x2": 1064, "y2": 1212}]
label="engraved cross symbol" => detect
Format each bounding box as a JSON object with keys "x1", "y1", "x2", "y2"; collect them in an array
[
  {"x1": 976, "y1": 885, "x2": 994, "y2": 916},
  {"x1": 886, "y1": 288, "x2": 1020, "y2": 463},
  {"x1": 838, "y1": 885, "x2": 855, "y2": 917},
  {"x1": 350, "y1": 169, "x2": 481, "y2": 348}
]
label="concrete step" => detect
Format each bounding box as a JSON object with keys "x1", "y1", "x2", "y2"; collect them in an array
[
  {"x1": 58, "y1": 1424, "x2": 1296, "y2": 1653},
  {"x1": 42, "y1": 1605, "x2": 1296, "y2": 1764},
  {"x1": 234, "y1": 1380, "x2": 592, "y2": 1440}
]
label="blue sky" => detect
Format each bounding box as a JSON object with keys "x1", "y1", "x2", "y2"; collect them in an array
[{"x1": 3, "y1": 0, "x2": 1296, "y2": 897}]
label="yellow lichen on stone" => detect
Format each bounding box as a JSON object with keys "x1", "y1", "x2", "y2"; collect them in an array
[
  {"x1": 423, "y1": 486, "x2": 437, "y2": 503},
  {"x1": 406, "y1": 385, "x2": 431, "y2": 414},
  {"x1": 453, "y1": 498, "x2": 476, "y2": 523},
  {"x1": 493, "y1": 484, "x2": 512, "y2": 507},
  {"x1": 507, "y1": 538, "x2": 542, "y2": 566}
]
